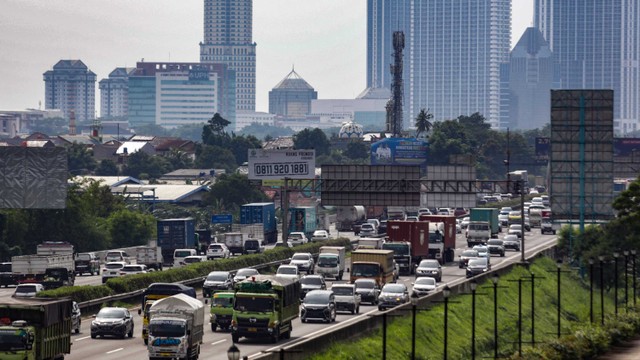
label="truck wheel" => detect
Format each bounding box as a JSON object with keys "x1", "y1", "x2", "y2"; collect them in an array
[
  {"x1": 271, "y1": 329, "x2": 279, "y2": 343},
  {"x1": 91, "y1": 333, "x2": 96, "y2": 339},
  {"x1": 284, "y1": 324, "x2": 292, "y2": 339}
]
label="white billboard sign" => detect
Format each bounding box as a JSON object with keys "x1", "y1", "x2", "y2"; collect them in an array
[{"x1": 247, "y1": 149, "x2": 316, "y2": 180}]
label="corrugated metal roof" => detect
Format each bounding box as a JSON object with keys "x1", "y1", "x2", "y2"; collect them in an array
[{"x1": 116, "y1": 141, "x2": 148, "y2": 154}]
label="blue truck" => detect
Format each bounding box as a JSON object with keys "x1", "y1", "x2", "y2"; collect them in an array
[
  {"x1": 157, "y1": 218, "x2": 196, "y2": 266},
  {"x1": 240, "y1": 202, "x2": 278, "y2": 244},
  {"x1": 289, "y1": 207, "x2": 317, "y2": 240}
]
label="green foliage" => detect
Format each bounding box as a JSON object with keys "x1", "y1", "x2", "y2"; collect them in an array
[
  {"x1": 165, "y1": 148, "x2": 194, "y2": 169},
  {"x1": 204, "y1": 173, "x2": 268, "y2": 209},
  {"x1": 131, "y1": 124, "x2": 170, "y2": 137},
  {"x1": 194, "y1": 144, "x2": 237, "y2": 173},
  {"x1": 229, "y1": 135, "x2": 262, "y2": 164},
  {"x1": 37, "y1": 285, "x2": 114, "y2": 303},
  {"x1": 122, "y1": 151, "x2": 173, "y2": 180},
  {"x1": 293, "y1": 128, "x2": 331, "y2": 156},
  {"x1": 107, "y1": 209, "x2": 156, "y2": 248},
  {"x1": 343, "y1": 141, "x2": 369, "y2": 160},
  {"x1": 414, "y1": 108, "x2": 434, "y2": 137},
  {"x1": 202, "y1": 113, "x2": 231, "y2": 146},
  {"x1": 67, "y1": 142, "x2": 97, "y2": 174},
  {"x1": 95, "y1": 159, "x2": 119, "y2": 176}
]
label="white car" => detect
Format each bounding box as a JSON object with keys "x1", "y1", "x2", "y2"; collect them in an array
[
  {"x1": 460, "y1": 217, "x2": 470, "y2": 229},
  {"x1": 13, "y1": 283, "x2": 45, "y2": 298},
  {"x1": 289, "y1": 252, "x2": 315, "y2": 274},
  {"x1": 102, "y1": 261, "x2": 127, "y2": 283},
  {"x1": 206, "y1": 243, "x2": 230, "y2": 260},
  {"x1": 358, "y1": 223, "x2": 377, "y2": 237},
  {"x1": 183, "y1": 255, "x2": 207, "y2": 265},
  {"x1": 412, "y1": 277, "x2": 437, "y2": 297},
  {"x1": 233, "y1": 268, "x2": 259, "y2": 283},
  {"x1": 312, "y1": 230, "x2": 330, "y2": 242},
  {"x1": 508, "y1": 224, "x2": 523, "y2": 238},
  {"x1": 274, "y1": 240, "x2": 294, "y2": 249},
  {"x1": 119, "y1": 264, "x2": 148, "y2": 276},
  {"x1": 276, "y1": 265, "x2": 300, "y2": 280},
  {"x1": 288, "y1": 232, "x2": 309, "y2": 246},
  {"x1": 455, "y1": 219, "x2": 462, "y2": 234},
  {"x1": 472, "y1": 245, "x2": 489, "y2": 258}
]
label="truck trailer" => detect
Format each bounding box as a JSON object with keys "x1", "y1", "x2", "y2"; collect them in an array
[
  {"x1": 147, "y1": 294, "x2": 204, "y2": 360},
  {"x1": 418, "y1": 215, "x2": 458, "y2": 263},
  {"x1": 240, "y1": 203, "x2": 278, "y2": 244},
  {"x1": 157, "y1": 218, "x2": 196, "y2": 266},
  {"x1": 139, "y1": 283, "x2": 197, "y2": 345},
  {"x1": 11, "y1": 253, "x2": 75, "y2": 289},
  {"x1": 350, "y1": 249, "x2": 395, "y2": 287},
  {"x1": 336, "y1": 206, "x2": 366, "y2": 232}
]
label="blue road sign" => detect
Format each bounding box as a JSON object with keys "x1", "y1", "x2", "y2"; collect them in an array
[{"x1": 211, "y1": 214, "x2": 233, "y2": 224}]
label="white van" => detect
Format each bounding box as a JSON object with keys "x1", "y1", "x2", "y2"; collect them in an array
[{"x1": 173, "y1": 248, "x2": 197, "y2": 267}]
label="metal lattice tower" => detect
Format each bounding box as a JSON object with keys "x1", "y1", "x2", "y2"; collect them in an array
[{"x1": 388, "y1": 31, "x2": 404, "y2": 137}]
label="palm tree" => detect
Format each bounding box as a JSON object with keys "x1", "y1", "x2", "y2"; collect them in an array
[{"x1": 414, "y1": 108, "x2": 434, "y2": 138}]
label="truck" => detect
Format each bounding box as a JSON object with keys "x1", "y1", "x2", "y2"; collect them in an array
[
  {"x1": 349, "y1": 249, "x2": 395, "y2": 287},
  {"x1": 336, "y1": 205, "x2": 366, "y2": 232},
  {"x1": 385, "y1": 221, "x2": 432, "y2": 273},
  {"x1": 240, "y1": 202, "x2": 278, "y2": 244},
  {"x1": 289, "y1": 207, "x2": 317, "y2": 240},
  {"x1": 74, "y1": 252, "x2": 100, "y2": 276},
  {"x1": 139, "y1": 283, "x2": 197, "y2": 345},
  {"x1": 0, "y1": 262, "x2": 17, "y2": 288},
  {"x1": 386, "y1": 206, "x2": 407, "y2": 221},
  {"x1": 314, "y1": 246, "x2": 346, "y2": 280},
  {"x1": 467, "y1": 208, "x2": 500, "y2": 246},
  {"x1": 135, "y1": 246, "x2": 163, "y2": 271},
  {"x1": 36, "y1": 241, "x2": 74, "y2": 256},
  {"x1": 157, "y1": 218, "x2": 196, "y2": 267},
  {"x1": 231, "y1": 275, "x2": 300, "y2": 343},
  {"x1": 0, "y1": 297, "x2": 72, "y2": 360},
  {"x1": 223, "y1": 232, "x2": 249, "y2": 256},
  {"x1": 147, "y1": 294, "x2": 204, "y2": 360},
  {"x1": 11, "y1": 254, "x2": 75, "y2": 289},
  {"x1": 382, "y1": 241, "x2": 412, "y2": 275},
  {"x1": 540, "y1": 210, "x2": 556, "y2": 235},
  {"x1": 418, "y1": 215, "x2": 458, "y2": 263},
  {"x1": 356, "y1": 237, "x2": 385, "y2": 250}
]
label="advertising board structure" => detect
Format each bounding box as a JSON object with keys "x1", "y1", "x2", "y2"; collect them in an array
[
  {"x1": 370, "y1": 137, "x2": 427, "y2": 166},
  {"x1": 248, "y1": 149, "x2": 315, "y2": 180}
]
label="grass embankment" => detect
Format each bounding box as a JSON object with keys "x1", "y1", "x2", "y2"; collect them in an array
[{"x1": 311, "y1": 256, "x2": 640, "y2": 360}]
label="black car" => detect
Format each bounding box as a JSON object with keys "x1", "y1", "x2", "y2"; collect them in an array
[
  {"x1": 354, "y1": 278, "x2": 380, "y2": 305},
  {"x1": 202, "y1": 271, "x2": 234, "y2": 298},
  {"x1": 300, "y1": 275, "x2": 327, "y2": 299},
  {"x1": 91, "y1": 307, "x2": 134, "y2": 339},
  {"x1": 486, "y1": 239, "x2": 505, "y2": 257},
  {"x1": 300, "y1": 290, "x2": 336, "y2": 323},
  {"x1": 466, "y1": 258, "x2": 491, "y2": 278},
  {"x1": 378, "y1": 220, "x2": 388, "y2": 235}
]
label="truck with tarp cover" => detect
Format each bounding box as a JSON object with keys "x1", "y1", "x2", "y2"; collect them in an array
[
  {"x1": 147, "y1": 294, "x2": 204, "y2": 360},
  {"x1": 0, "y1": 297, "x2": 72, "y2": 360},
  {"x1": 231, "y1": 275, "x2": 300, "y2": 343},
  {"x1": 349, "y1": 249, "x2": 395, "y2": 287},
  {"x1": 139, "y1": 283, "x2": 197, "y2": 345}
]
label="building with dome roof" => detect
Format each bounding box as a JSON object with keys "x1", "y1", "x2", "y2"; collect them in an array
[
  {"x1": 268, "y1": 68, "x2": 317, "y2": 120},
  {"x1": 338, "y1": 121, "x2": 364, "y2": 139}
]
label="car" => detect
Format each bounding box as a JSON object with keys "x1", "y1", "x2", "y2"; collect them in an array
[
  {"x1": 359, "y1": 223, "x2": 377, "y2": 237},
  {"x1": 529, "y1": 188, "x2": 539, "y2": 195},
  {"x1": 378, "y1": 220, "x2": 388, "y2": 234},
  {"x1": 72, "y1": 301, "x2": 81, "y2": 334},
  {"x1": 412, "y1": 277, "x2": 437, "y2": 297},
  {"x1": 102, "y1": 261, "x2": 127, "y2": 284},
  {"x1": 437, "y1": 208, "x2": 451, "y2": 215},
  {"x1": 311, "y1": 230, "x2": 330, "y2": 242},
  {"x1": 415, "y1": 259, "x2": 442, "y2": 282},
  {"x1": 12, "y1": 283, "x2": 44, "y2": 298},
  {"x1": 500, "y1": 206, "x2": 513, "y2": 213},
  {"x1": 331, "y1": 284, "x2": 361, "y2": 314},
  {"x1": 502, "y1": 234, "x2": 521, "y2": 251},
  {"x1": 274, "y1": 240, "x2": 294, "y2": 248},
  {"x1": 105, "y1": 250, "x2": 131, "y2": 263},
  {"x1": 300, "y1": 290, "x2": 336, "y2": 323},
  {"x1": 289, "y1": 252, "x2": 315, "y2": 274},
  {"x1": 393, "y1": 260, "x2": 400, "y2": 281},
  {"x1": 183, "y1": 255, "x2": 207, "y2": 265},
  {"x1": 460, "y1": 217, "x2": 471, "y2": 229},
  {"x1": 531, "y1": 197, "x2": 544, "y2": 206},
  {"x1": 202, "y1": 271, "x2": 234, "y2": 298},
  {"x1": 523, "y1": 202, "x2": 532, "y2": 213},
  {"x1": 498, "y1": 212, "x2": 510, "y2": 227},
  {"x1": 354, "y1": 278, "x2": 380, "y2": 305},
  {"x1": 90, "y1": 307, "x2": 134, "y2": 339},
  {"x1": 75, "y1": 252, "x2": 100, "y2": 276},
  {"x1": 366, "y1": 218, "x2": 381, "y2": 230},
  {"x1": 466, "y1": 258, "x2": 491, "y2": 278},
  {"x1": 406, "y1": 216, "x2": 419, "y2": 222},
  {"x1": 119, "y1": 264, "x2": 148, "y2": 276},
  {"x1": 243, "y1": 239, "x2": 264, "y2": 254},
  {"x1": 288, "y1": 232, "x2": 309, "y2": 246},
  {"x1": 541, "y1": 195, "x2": 550, "y2": 207},
  {"x1": 508, "y1": 224, "x2": 523, "y2": 238},
  {"x1": 459, "y1": 249, "x2": 479, "y2": 268},
  {"x1": 472, "y1": 245, "x2": 489, "y2": 258},
  {"x1": 206, "y1": 243, "x2": 230, "y2": 260},
  {"x1": 455, "y1": 219, "x2": 462, "y2": 234},
  {"x1": 233, "y1": 268, "x2": 259, "y2": 283},
  {"x1": 453, "y1": 207, "x2": 467, "y2": 217},
  {"x1": 523, "y1": 216, "x2": 531, "y2": 231},
  {"x1": 300, "y1": 274, "x2": 327, "y2": 299},
  {"x1": 487, "y1": 239, "x2": 506, "y2": 257},
  {"x1": 418, "y1": 208, "x2": 432, "y2": 216},
  {"x1": 541, "y1": 217, "x2": 556, "y2": 235},
  {"x1": 276, "y1": 264, "x2": 300, "y2": 280},
  {"x1": 377, "y1": 283, "x2": 409, "y2": 311}
]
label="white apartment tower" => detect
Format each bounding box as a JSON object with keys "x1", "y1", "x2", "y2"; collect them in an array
[{"x1": 99, "y1": 67, "x2": 135, "y2": 119}]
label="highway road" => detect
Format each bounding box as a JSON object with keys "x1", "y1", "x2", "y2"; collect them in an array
[{"x1": 62, "y1": 227, "x2": 557, "y2": 360}]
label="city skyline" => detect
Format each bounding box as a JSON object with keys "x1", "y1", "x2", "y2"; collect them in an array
[{"x1": 0, "y1": 0, "x2": 533, "y2": 117}]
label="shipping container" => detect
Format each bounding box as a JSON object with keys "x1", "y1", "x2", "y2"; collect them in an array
[
  {"x1": 157, "y1": 218, "x2": 196, "y2": 266},
  {"x1": 289, "y1": 207, "x2": 317, "y2": 239},
  {"x1": 240, "y1": 203, "x2": 277, "y2": 231}
]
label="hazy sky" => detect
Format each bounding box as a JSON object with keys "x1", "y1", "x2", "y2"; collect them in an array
[{"x1": 0, "y1": 0, "x2": 534, "y2": 114}]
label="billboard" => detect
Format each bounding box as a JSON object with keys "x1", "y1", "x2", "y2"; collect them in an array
[
  {"x1": 538, "y1": 137, "x2": 640, "y2": 158},
  {"x1": 247, "y1": 149, "x2": 315, "y2": 180},
  {"x1": 370, "y1": 138, "x2": 427, "y2": 166}
]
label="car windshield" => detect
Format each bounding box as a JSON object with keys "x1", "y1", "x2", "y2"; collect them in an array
[
  {"x1": 105, "y1": 263, "x2": 124, "y2": 269},
  {"x1": 292, "y1": 254, "x2": 310, "y2": 261},
  {"x1": 149, "y1": 321, "x2": 185, "y2": 337},
  {"x1": 469, "y1": 223, "x2": 489, "y2": 231},
  {"x1": 418, "y1": 260, "x2": 439, "y2": 269},
  {"x1": 300, "y1": 277, "x2": 323, "y2": 285},
  {"x1": 351, "y1": 263, "x2": 380, "y2": 277},
  {"x1": 314, "y1": 231, "x2": 327, "y2": 236},
  {"x1": 304, "y1": 292, "x2": 330, "y2": 304},
  {"x1": 488, "y1": 240, "x2": 503, "y2": 246},
  {"x1": 317, "y1": 255, "x2": 338, "y2": 266},
  {"x1": 207, "y1": 273, "x2": 228, "y2": 281},
  {"x1": 0, "y1": 331, "x2": 28, "y2": 351},
  {"x1": 355, "y1": 280, "x2": 375, "y2": 289},
  {"x1": 382, "y1": 284, "x2": 405, "y2": 293},
  {"x1": 383, "y1": 243, "x2": 410, "y2": 255},
  {"x1": 97, "y1": 308, "x2": 126, "y2": 319},
  {"x1": 468, "y1": 259, "x2": 487, "y2": 267},
  {"x1": 462, "y1": 250, "x2": 478, "y2": 257},
  {"x1": 234, "y1": 296, "x2": 274, "y2": 312},
  {"x1": 504, "y1": 236, "x2": 518, "y2": 241},
  {"x1": 174, "y1": 251, "x2": 193, "y2": 258},
  {"x1": 15, "y1": 285, "x2": 37, "y2": 294},
  {"x1": 245, "y1": 241, "x2": 260, "y2": 249},
  {"x1": 212, "y1": 296, "x2": 233, "y2": 308},
  {"x1": 122, "y1": 266, "x2": 142, "y2": 271},
  {"x1": 184, "y1": 257, "x2": 201, "y2": 264},
  {"x1": 236, "y1": 269, "x2": 258, "y2": 277},
  {"x1": 277, "y1": 267, "x2": 297, "y2": 275},
  {"x1": 289, "y1": 233, "x2": 302, "y2": 239},
  {"x1": 361, "y1": 224, "x2": 374, "y2": 230},
  {"x1": 208, "y1": 245, "x2": 222, "y2": 250},
  {"x1": 332, "y1": 287, "x2": 353, "y2": 296},
  {"x1": 415, "y1": 278, "x2": 436, "y2": 286},
  {"x1": 77, "y1": 254, "x2": 92, "y2": 261},
  {"x1": 474, "y1": 246, "x2": 487, "y2": 252}
]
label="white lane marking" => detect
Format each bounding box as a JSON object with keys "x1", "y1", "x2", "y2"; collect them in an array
[
  {"x1": 74, "y1": 336, "x2": 90, "y2": 341},
  {"x1": 211, "y1": 339, "x2": 227, "y2": 346},
  {"x1": 106, "y1": 348, "x2": 123, "y2": 354}
]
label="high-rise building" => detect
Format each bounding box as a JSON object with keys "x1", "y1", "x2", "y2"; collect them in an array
[
  {"x1": 99, "y1": 67, "x2": 136, "y2": 119},
  {"x1": 535, "y1": 0, "x2": 640, "y2": 134},
  {"x1": 268, "y1": 68, "x2": 317, "y2": 120},
  {"x1": 43, "y1": 60, "x2": 96, "y2": 122},
  {"x1": 367, "y1": 0, "x2": 511, "y2": 129},
  {"x1": 200, "y1": 0, "x2": 256, "y2": 113}
]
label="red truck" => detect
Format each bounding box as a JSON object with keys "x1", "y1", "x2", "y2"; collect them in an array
[
  {"x1": 418, "y1": 214, "x2": 457, "y2": 263},
  {"x1": 383, "y1": 221, "x2": 430, "y2": 275}
]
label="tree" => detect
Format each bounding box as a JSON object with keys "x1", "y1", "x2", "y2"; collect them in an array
[
  {"x1": 293, "y1": 128, "x2": 331, "y2": 156},
  {"x1": 229, "y1": 135, "x2": 262, "y2": 164},
  {"x1": 202, "y1": 113, "x2": 231, "y2": 147},
  {"x1": 166, "y1": 148, "x2": 194, "y2": 169},
  {"x1": 204, "y1": 173, "x2": 268, "y2": 208},
  {"x1": 194, "y1": 144, "x2": 237, "y2": 173},
  {"x1": 414, "y1": 108, "x2": 434, "y2": 138},
  {"x1": 238, "y1": 123, "x2": 294, "y2": 140},
  {"x1": 343, "y1": 141, "x2": 369, "y2": 160},
  {"x1": 67, "y1": 142, "x2": 96, "y2": 175},
  {"x1": 427, "y1": 120, "x2": 471, "y2": 165},
  {"x1": 95, "y1": 159, "x2": 119, "y2": 176},
  {"x1": 122, "y1": 151, "x2": 172, "y2": 180},
  {"x1": 108, "y1": 209, "x2": 156, "y2": 248}
]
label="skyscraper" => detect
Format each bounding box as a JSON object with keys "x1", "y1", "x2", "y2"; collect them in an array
[
  {"x1": 43, "y1": 60, "x2": 96, "y2": 122},
  {"x1": 367, "y1": 0, "x2": 511, "y2": 129},
  {"x1": 200, "y1": 0, "x2": 256, "y2": 113},
  {"x1": 99, "y1": 67, "x2": 135, "y2": 119},
  {"x1": 535, "y1": 0, "x2": 640, "y2": 134}
]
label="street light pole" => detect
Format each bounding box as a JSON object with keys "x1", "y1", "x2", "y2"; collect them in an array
[
  {"x1": 470, "y1": 280, "x2": 477, "y2": 359},
  {"x1": 556, "y1": 259, "x2": 562, "y2": 338},
  {"x1": 624, "y1": 250, "x2": 629, "y2": 311},
  {"x1": 614, "y1": 252, "x2": 620, "y2": 316},
  {"x1": 530, "y1": 272, "x2": 535, "y2": 346},
  {"x1": 382, "y1": 312, "x2": 387, "y2": 360},
  {"x1": 411, "y1": 292, "x2": 418, "y2": 360},
  {"x1": 633, "y1": 250, "x2": 637, "y2": 306},
  {"x1": 518, "y1": 278, "x2": 523, "y2": 356},
  {"x1": 443, "y1": 286, "x2": 451, "y2": 360},
  {"x1": 589, "y1": 258, "x2": 594, "y2": 323},
  {"x1": 599, "y1": 255, "x2": 605, "y2": 325},
  {"x1": 492, "y1": 274, "x2": 499, "y2": 359}
]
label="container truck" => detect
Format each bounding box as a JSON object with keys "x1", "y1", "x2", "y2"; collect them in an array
[
  {"x1": 139, "y1": 283, "x2": 197, "y2": 345},
  {"x1": 36, "y1": 241, "x2": 74, "y2": 255},
  {"x1": 147, "y1": 294, "x2": 204, "y2": 360},
  {"x1": 0, "y1": 297, "x2": 72, "y2": 360},
  {"x1": 0, "y1": 262, "x2": 17, "y2": 287},
  {"x1": 418, "y1": 215, "x2": 458, "y2": 263},
  {"x1": 336, "y1": 206, "x2": 366, "y2": 232},
  {"x1": 289, "y1": 207, "x2": 317, "y2": 239},
  {"x1": 240, "y1": 202, "x2": 278, "y2": 244},
  {"x1": 157, "y1": 218, "x2": 196, "y2": 266},
  {"x1": 135, "y1": 246, "x2": 163, "y2": 271},
  {"x1": 386, "y1": 206, "x2": 407, "y2": 221},
  {"x1": 314, "y1": 246, "x2": 346, "y2": 280},
  {"x1": 382, "y1": 242, "x2": 412, "y2": 275},
  {"x1": 350, "y1": 249, "x2": 395, "y2": 287},
  {"x1": 231, "y1": 275, "x2": 300, "y2": 343},
  {"x1": 11, "y1": 253, "x2": 75, "y2": 289},
  {"x1": 385, "y1": 220, "x2": 432, "y2": 272},
  {"x1": 223, "y1": 232, "x2": 249, "y2": 256},
  {"x1": 466, "y1": 208, "x2": 500, "y2": 246}
]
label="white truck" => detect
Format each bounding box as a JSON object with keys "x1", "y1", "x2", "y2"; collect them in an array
[
  {"x1": 314, "y1": 246, "x2": 346, "y2": 280},
  {"x1": 147, "y1": 293, "x2": 204, "y2": 360},
  {"x1": 356, "y1": 237, "x2": 385, "y2": 250},
  {"x1": 135, "y1": 246, "x2": 163, "y2": 271},
  {"x1": 11, "y1": 253, "x2": 75, "y2": 289},
  {"x1": 224, "y1": 232, "x2": 248, "y2": 256},
  {"x1": 36, "y1": 241, "x2": 74, "y2": 255}
]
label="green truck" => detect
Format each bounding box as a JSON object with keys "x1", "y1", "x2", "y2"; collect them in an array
[
  {"x1": 207, "y1": 292, "x2": 234, "y2": 332},
  {"x1": 467, "y1": 208, "x2": 501, "y2": 246},
  {"x1": 231, "y1": 275, "x2": 300, "y2": 343},
  {"x1": 0, "y1": 297, "x2": 72, "y2": 360}
]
